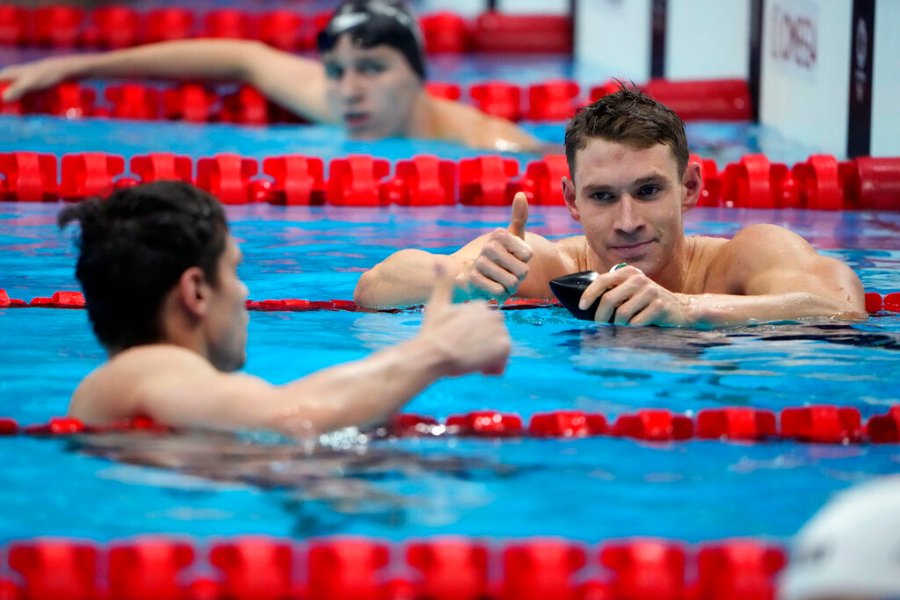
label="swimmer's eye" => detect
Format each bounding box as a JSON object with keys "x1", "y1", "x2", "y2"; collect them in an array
[
  {"x1": 355, "y1": 60, "x2": 387, "y2": 75},
  {"x1": 636, "y1": 184, "x2": 662, "y2": 199},
  {"x1": 589, "y1": 190, "x2": 615, "y2": 203},
  {"x1": 324, "y1": 64, "x2": 344, "y2": 80}
]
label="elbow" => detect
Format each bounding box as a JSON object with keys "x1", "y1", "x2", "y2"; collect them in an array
[{"x1": 353, "y1": 269, "x2": 379, "y2": 308}]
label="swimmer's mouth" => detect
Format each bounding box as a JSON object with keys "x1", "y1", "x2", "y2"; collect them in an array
[
  {"x1": 344, "y1": 112, "x2": 371, "y2": 128},
  {"x1": 610, "y1": 240, "x2": 654, "y2": 259}
]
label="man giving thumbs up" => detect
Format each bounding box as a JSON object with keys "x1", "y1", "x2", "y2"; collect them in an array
[{"x1": 354, "y1": 86, "x2": 864, "y2": 327}]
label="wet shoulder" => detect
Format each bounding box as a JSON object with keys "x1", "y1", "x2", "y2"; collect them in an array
[{"x1": 69, "y1": 345, "x2": 211, "y2": 423}]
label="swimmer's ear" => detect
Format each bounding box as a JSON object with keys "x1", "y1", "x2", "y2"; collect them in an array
[
  {"x1": 682, "y1": 161, "x2": 702, "y2": 212},
  {"x1": 177, "y1": 266, "x2": 211, "y2": 317},
  {"x1": 561, "y1": 177, "x2": 581, "y2": 223}
]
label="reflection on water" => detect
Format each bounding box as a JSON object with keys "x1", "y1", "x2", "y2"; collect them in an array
[{"x1": 72, "y1": 430, "x2": 515, "y2": 536}]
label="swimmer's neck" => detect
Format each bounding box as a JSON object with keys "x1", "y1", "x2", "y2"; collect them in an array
[{"x1": 403, "y1": 89, "x2": 439, "y2": 139}]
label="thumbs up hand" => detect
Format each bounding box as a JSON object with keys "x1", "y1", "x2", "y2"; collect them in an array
[{"x1": 456, "y1": 192, "x2": 533, "y2": 302}]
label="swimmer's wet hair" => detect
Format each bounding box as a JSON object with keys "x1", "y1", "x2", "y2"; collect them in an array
[
  {"x1": 317, "y1": 0, "x2": 427, "y2": 80},
  {"x1": 58, "y1": 181, "x2": 227, "y2": 353},
  {"x1": 565, "y1": 83, "x2": 689, "y2": 178}
]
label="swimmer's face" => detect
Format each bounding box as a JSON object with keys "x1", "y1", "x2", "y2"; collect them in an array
[
  {"x1": 205, "y1": 236, "x2": 249, "y2": 372},
  {"x1": 322, "y1": 35, "x2": 424, "y2": 140},
  {"x1": 562, "y1": 138, "x2": 700, "y2": 276}
]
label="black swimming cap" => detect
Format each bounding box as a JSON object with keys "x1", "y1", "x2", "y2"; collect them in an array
[{"x1": 317, "y1": 0, "x2": 427, "y2": 81}]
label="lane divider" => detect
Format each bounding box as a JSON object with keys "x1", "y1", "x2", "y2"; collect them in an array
[
  {"x1": 0, "y1": 151, "x2": 898, "y2": 209},
  {"x1": 0, "y1": 77, "x2": 750, "y2": 123},
  {"x1": 0, "y1": 6, "x2": 572, "y2": 54},
  {"x1": 0, "y1": 536, "x2": 787, "y2": 600},
  {"x1": 2, "y1": 405, "x2": 899, "y2": 444},
  {"x1": 2, "y1": 290, "x2": 898, "y2": 314}
]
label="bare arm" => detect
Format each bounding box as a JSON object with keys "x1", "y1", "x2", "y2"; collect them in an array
[
  {"x1": 579, "y1": 224, "x2": 866, "y2": 327},
  {"x1": 0, "y1": 39, "x2": 335, "y2": 123},
  {"x1": 70, "y1": 270, "x2": 510, "y2": 438},
  {"x1": 354, "y1": 194, "x2": 570, "y2": 308}
]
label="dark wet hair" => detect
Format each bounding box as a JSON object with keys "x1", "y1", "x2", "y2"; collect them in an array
[
  {"x1": 58, "y1": 181, "x2": 228, "y2": 353},
  {"x1": 565, "y1": 83, "x2": 689, "y2": 179},
  {"x1": 316, "y1": 0, "x2": 427, "y2": 80}
]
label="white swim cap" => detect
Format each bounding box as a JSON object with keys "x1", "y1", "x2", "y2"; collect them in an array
[{"x1": 779, "y1": 475, "x2": 900, "y2": 600}]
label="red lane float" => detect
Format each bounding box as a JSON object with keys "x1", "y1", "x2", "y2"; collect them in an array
[
  {"x1": 613, "y1": 409, "x2": 694, "y2": 441},
  {"x1": 108, "y1": 538, "x2": 195, "y2": 600},
  {"x1": 388, "y1": 155, "x2": 456, "y2": 206},
  {"x1": 458, "y1": 156, "x2": 520, "y2": 206},
  {"x1": 528, "y1": 410, "x2": 608, "y2": 438},
  {"x1": 470, "y1": 81, "x2": 522, "y2": 122},
  {"x1": 6, "y1": 290, "x2": 900, "y2": 315},
  {"x1": 145, "y1": 8, "x2": 194, "y2": 44},
  {"x1": 601, "y1": 539, "x2": 687, "y2": 600},
  {"x1": 8, "y1": 540, "x2": 99, "y2": 600},
  {"x1": 60, "y1": 152, "x2": 125, "y2": 201},
  {"x1": 6, "y1": 405, "x2": 899, "y2": 444},
  {"x1": 779, "y1": 406, "x2": 863, "y2": 444},
  {"x1": 446, "y1": 411, "x2": 524, "y2": 437},
  {"x1": 0, "y1": 537, "x2": 797, "y2": 600},
  {"x1": 527, "y1": 80, "x2": 580, "y2": 122},
  {"x1": 327, "y1": 155, "x2": 391, "y2": 206},
  {"x1": 471, "y1": 12, "x2": 572, "y2": 54},
  {"x1": 0, "y1": 151, "x2": 893, "y2": 210},
  {"x1": 263, "y1": 155, "x2": 326, "y2": 205},
  {"x1": 502, "y1": 540, "x2": 586, "y2": 600},
  {"x1": 696, "y1": 408, "x2": 777, "y2": 441},
  {"x1": 210, "y1": 538, "x2": 295, "y2": 600},
  {"x1": 407, "y1": 539, "x2": 489, "y2": 600},
  {"x1": 33, "y1": 5, "x2": 84, "y2": 48},
  {"x1": 421, "y1": 12, "x2": 470, "y2": 53},
  {"x1": 694, "y1": 541, "x2": 786, "y2": 600},
  {"x1": 195, "y1": 154, "x2": 258, "y2": 205},
  {"x1": 88, "y1": 6, "x2": 141, "y2": 49},
  {"x1": 307, "y1": 538, "x2": 390, "y2": 600},
  {"x1": 520, "y1": 154, "x2": 568, "y2": 205},
  {"x1": 258, "y1": 10, "x2": 305, "y2": 52},
  {"x1": 0, "y1": 152, "x2": 58, "y2": 202}
]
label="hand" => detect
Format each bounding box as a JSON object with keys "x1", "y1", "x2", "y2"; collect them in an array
[
  {"x1": 422, "y1": 265, "x2": 511, "y2": 376},
  {"x1": 457, "y1": 192, "x2": 532, "y2": 301},
  {"x1": 578, "y1": 266, "x2": 693, "y2": 326},
  {"x1": 0, "y1": 55, "x2": 89, "y2": 102}
]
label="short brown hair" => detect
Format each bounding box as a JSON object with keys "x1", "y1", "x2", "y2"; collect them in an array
[{"x1": 565, "y1": 84, "x2": 689, "y2": 179}]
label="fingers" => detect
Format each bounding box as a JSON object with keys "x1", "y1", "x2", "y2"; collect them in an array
[
  {"x1": 508, "y1": 192, "x2": 529, "y2": 240},
  {"x1": 426, "y1": 262, "x2": 454, "y2": 312}
]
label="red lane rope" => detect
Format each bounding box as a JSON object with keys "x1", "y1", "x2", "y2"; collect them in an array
[
  {"x1": 0, "y1": 77, "x2": 751, "y2": 123},
  {"x1": 0, "y1": 6, "x2": 573, "y2": 54},
  {"x1": 3, "y1": 405, "x2": 899, "y2": 444},
  {"x1": 0, "y1": 535, "x2": 787, "y2": 600},
  {"x1": 2, "y1": 290, "x2": 898, "y2": 314},
  {"x1": 0, "y1": 151, "x2": 898, "y2": 209}
]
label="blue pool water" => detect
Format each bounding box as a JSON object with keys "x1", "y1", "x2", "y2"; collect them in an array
[
  {"x1": 1, "y1": 199, "x2": 898, "y2": 544},
  {"x1": 0, "y1": 45, "x2": 897, "y2": 546}
]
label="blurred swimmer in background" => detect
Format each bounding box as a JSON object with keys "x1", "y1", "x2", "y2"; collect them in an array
[{"x1": 0, "y1": 0, "x2": 549, "y2": 152}]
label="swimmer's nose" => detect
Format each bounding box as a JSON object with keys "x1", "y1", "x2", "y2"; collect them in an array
[
  {"x1": 338, "y1": 70, "x2": 364, "y2": 102},
  {"x1": 613, "y1": 195, "x2": 647, "y2": 235}
]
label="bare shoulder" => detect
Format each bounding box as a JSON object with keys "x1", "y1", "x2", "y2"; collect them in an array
[
  {"x1": 428, "y1": 96, "x2": 540, "y2": 151},
  {"x1": 69, "y1": 345, "x2": 213, "y2": 423},
  {"x1": 711, "y1": 223, "x2": 862, "y2": 297}
]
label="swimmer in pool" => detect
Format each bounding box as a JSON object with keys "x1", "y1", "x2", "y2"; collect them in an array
[
  {"x1": 0, "y1": 0, "x2": 546, "y2": 152},
  {"x1": 60, "y1": 181, "x2": 510, "y2": 438},
  {"x1": 354, "y1": 85, "x2": 866, "y2": 327}
]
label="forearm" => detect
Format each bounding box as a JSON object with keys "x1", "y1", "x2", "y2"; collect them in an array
[
  {"x1": 354, "y1": 249, "x2": 462, "y2": 309},
  {"x1": 69, "y1": 39, "x2": 265, "y2": 81},
  {"x1": 682, "y1": 291, "x2": 866, "y2": 327},
  {"x1": 271, "y1": 337, "x2": 451, "y2": 436}
]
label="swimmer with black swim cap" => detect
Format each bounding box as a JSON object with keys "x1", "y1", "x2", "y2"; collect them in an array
[{"x1": 0, "y1": 0, "x2": 546, "y2": 151}]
